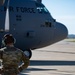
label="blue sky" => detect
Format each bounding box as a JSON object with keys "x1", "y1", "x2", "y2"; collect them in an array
[{"x1": 42, "y1": 0, "x2": 75, "y2": 34}]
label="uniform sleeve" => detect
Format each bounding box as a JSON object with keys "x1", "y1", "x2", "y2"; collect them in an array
[
  {"x1": 0, "y1": 47, "x2": 5, "y2": 59},
  {"x1": 18, "y1": 51, "x2": 30, "y2": 72}
]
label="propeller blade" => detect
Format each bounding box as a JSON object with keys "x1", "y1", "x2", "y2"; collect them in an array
[{"x1": 5, "y1": 0, "x2": 10, "y2": 32}]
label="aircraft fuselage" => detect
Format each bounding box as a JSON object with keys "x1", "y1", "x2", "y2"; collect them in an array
[{"x1": 0, "y1": 0, "x2": 68, "y2": 50}]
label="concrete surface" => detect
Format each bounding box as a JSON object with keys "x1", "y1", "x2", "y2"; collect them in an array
[{"x1": 21, "y1": 40, "x2": 75, "y2": 75}]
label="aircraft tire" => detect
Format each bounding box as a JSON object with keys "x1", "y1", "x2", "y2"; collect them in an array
[{"x1": 24, "y1": 49, "x2": 32, "y2": 59}]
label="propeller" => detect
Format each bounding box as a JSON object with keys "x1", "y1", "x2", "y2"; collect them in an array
[{"x1": 5, "y1": 0, "x2": 10, "y2": 32}]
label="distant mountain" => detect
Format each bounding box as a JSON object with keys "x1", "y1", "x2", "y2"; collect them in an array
[{"x1": 68, "y1": 34, "x2": 75, "y2": 38}]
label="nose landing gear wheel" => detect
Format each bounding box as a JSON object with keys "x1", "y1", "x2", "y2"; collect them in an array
[{"x1": 24, "y1": 49, "x2": 32, "y2": 59}]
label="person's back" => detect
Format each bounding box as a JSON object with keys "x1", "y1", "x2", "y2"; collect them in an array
[{"x1": 0, "y1": 34, "x2": 29, "y2": 75}]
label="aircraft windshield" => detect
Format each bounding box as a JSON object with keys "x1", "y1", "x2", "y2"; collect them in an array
[{"x1": 36, "y1": 3, "x2": 49, "y2": 14}]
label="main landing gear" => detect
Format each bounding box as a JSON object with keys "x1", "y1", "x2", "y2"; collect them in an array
[{"x1": 24, "y1": 49, "x2": 32, "y2": 59}]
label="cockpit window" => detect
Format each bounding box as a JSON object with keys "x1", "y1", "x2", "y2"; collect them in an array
[{"x1": 35, "y1": 3, "x2": 49, "y2": 14}]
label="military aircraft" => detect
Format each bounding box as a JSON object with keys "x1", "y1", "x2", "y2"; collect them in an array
[{"x1": 0, "y1": 0, "x2": 68, "y2": 58}]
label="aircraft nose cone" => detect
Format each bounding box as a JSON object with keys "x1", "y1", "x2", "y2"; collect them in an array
[{"x1": 54, "y1": 22, "x2": 68, "y2": 42}]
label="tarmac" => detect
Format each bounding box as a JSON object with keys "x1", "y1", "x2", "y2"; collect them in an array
[{"x1": 21, "y1": 39, "x2": 75, "y2": 75}]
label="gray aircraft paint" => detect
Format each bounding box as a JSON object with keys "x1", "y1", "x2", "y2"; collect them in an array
[{"x1": 0, "y1": 0, "x2": 68, "y2": 50}]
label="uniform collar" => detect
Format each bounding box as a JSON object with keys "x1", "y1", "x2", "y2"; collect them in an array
[{"x1": 6, "y1": 44, "x2": 14, "y2": 47}]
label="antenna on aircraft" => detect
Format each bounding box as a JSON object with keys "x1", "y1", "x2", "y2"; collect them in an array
[{"x1": 5, "y1": 0, "x2": 10, "y2": 32}]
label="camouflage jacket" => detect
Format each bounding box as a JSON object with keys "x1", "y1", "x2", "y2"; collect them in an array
[{"x1": 0, "y1": 46, "x2": 29, "y2": 72}]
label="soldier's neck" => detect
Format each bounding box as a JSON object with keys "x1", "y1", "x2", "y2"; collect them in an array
[{"x1": 6, "y1": 43, "x2": 14, "y2": 47}]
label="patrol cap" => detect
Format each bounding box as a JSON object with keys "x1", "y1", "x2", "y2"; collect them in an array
[{"x1": 3, "y1": 34, "x2": 15, "y2": 45}]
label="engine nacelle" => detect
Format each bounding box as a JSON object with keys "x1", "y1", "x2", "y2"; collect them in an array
[{"x1": 0, "y1": 0, "x2": 5, "y2": 6}]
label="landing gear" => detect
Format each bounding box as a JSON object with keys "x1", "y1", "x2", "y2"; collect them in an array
[{"x1": 24, "y1": 49, "x2": 32, "y2": 59}]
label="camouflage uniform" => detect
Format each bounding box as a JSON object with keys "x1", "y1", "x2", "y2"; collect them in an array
[{"x1": 0, "y1": 46, "x2": 29, "y2": 75}]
